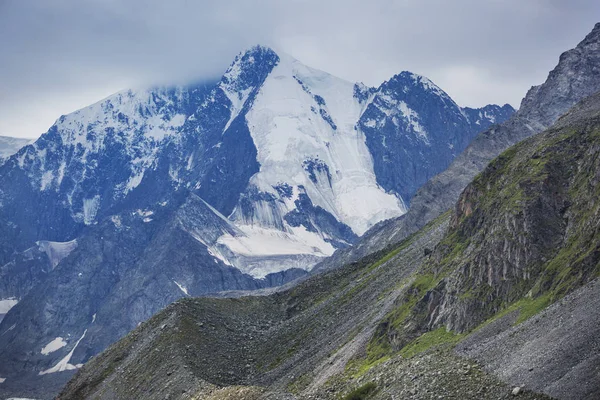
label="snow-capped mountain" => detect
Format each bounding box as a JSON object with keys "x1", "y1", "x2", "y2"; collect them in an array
[
  {"x1": 0, "y1": 45, "x2": 513, "y2": 397},
  {"x1": 360, "y1": 72, "x2": 514, "y2": 202},
  {"x1": 0, "y1": 46, "x2": 511, "y2": 278}
]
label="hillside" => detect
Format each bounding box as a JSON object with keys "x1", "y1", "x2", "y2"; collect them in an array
[{"x1": 59, "y1": 91, "x2": 600, "y2": 400}]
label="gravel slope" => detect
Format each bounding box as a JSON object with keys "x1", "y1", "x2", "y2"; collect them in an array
[{"x1": 458, "y1": 279, "x2": 600, "y2": 400}]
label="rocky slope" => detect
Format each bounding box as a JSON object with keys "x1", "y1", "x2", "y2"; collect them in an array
[
  {"x1": 58, "y1": 91, "x2": 600, "y2": 400},
  {"x1": 0, "y1": 191, "x2": 307, "y2": 398},
  {"x1": 456, "y1": 278, "x2": 600, "y2": 400},
  {"x1": 0, "y1": 46, "x2": 512, "y2": 398},
  {"x1": 314, "y1": 21, "x2": 600, "y2": 273}
]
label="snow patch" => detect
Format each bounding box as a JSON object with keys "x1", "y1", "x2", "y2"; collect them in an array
[
  {"x1": 173, "y1": 281, "x2": 189, "y2": 296},
  {"x1": 241, "y1": 51, "x2": 405, "y2": 236},
  {"x1": 0, "y1": 298, "x2": 18, "y2": 314},
  {"x1": 145, "y1": 113, "x2": 186, "y2": 141},
  {"x1": 363, "y1": 119, "x2": 377, "y2": 128},
  {"x1": 5, "y1": 398, "x2": 40, "y2": 400},
  {"x1": 41, "y1": 337, "x2": 67, "y2": 355},
  {"x1": 39, "y1": 329, "x2": 87, "y2": 375},
  {"x1": 125, "y1": 171, "x2": 145, "y2": 193},
  {"x1": 134, "y1": 209, "x2": 153, "y2": 218},
  {"x1": 36, "y1": 239, "x2": 78, "y2": 269},
  {"x1": 111, "y1": 215, "x2": 122, "y2": 228},
  {"x1": 216, "y1": 226, "x2": 334, "y2": 278},
  {"x1": 16, "y1": 152, "x2": 27, "y2": 168},
  {"x1": 56, "y1": 161, "x2": 66, "y2": 187},
  {"x1": 483, "y1": 110, "x2": 496, "y2": 123},
  {"x1": 6, "y1": 398, "x2": 39, "y2": 400},
  {"x1": 83, "y1": 196, "x2": 100, "y2": 225},
  {"x1": 40, "y1": 171, "x2": 54, "y2": 191},
  {"x1": 217, "y1": 224, "x2": 335, "y2": 278},
  {"x1": 397, "y1": 101, "x2": 429, "y2": 143}
]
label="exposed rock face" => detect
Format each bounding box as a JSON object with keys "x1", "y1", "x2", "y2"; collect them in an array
[
  {"x1": 359, "y1": 71, "x2": 514, "y2": 203},
  {"x1": 314, "y1": 22, "x2": 600, "y2": 273},
  {"x1": 428, "y1": 92, "x2": 600, "y2": 332}
]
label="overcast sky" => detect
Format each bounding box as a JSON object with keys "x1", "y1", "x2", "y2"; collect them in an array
[{"x1": 1, "y1": 0, "x2": 599, "y2": 138}]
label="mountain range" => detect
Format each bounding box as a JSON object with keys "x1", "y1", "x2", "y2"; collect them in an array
[
  {"x1": 58, "y1": 23, "x2": 600, "y2": 400},
  {"x1": 0, "y1": 46, "x2": 513, "y2": 397},
  {"x1": 0, "y1": 19, "x2": 598, "y2": 400},
  {"x1": 315, "y1": 21, "x2": 600, "y2": 272}
]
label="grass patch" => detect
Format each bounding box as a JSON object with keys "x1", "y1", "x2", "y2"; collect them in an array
[
  {"x1": 399, "y1": 327, "x2": 464, "y2": 359},
  {"x1": 515, "y1": 293, "x2": 553, "y2": 323},
  {"x1": 345, "y1": 356, "x2": 389, "y2": 380},
  {"x1": 473, "y1": 292, "x2": 554, "y2": 333},
  {"x1": 342, "y1": 382, "x2": 377, "y2": 400},
  {"x1": 287, "y1": 373, "x2": 312, "y2": 395},
  {"x1": 345, "y1": 335, "x2": 391, "y2": 378}
]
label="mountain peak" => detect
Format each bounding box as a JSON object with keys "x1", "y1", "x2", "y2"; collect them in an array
[
  {"x1": 243, "y1": 44, "x2": 278, "y2": 56},
  {"x1": 589, "y1": 21, "x2": 600, "y2": 37},
  {"x1": 517, "y1": 21, "x2": 600, "y2": 129},
  {"x1": 384, "y1": 71, "x2": 450, "y2": 100},
  {"x1": 579, "y1": 21, "x2": 600, "y2": 50},
  {"x1": 225, "y1": 45, "x2": 280, "y2": 75},
  {"x1": 221, "y1": 45, "x2": 280, "y2": 93}
]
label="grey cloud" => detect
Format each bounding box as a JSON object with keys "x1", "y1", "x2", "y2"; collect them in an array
[{"x1": 0, "y1": 0, "x2": 598, "y2": 137}]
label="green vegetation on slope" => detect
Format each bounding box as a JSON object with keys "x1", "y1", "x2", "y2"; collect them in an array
[
  {"x1": 349, "y1": 110, "x2": 600, "y2": 378},
  {"x1": 398, "y1": 327, "x2": 464, "y2": 359},
  {"x1": 341, "y1": 382, "x2": 377, "y2": 400}
]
